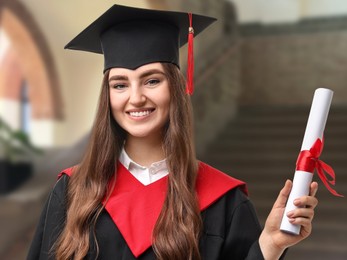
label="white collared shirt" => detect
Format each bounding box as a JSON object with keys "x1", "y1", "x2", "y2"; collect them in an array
[{"x1": 119, "y1": 148, "x2": 169, "y2": 186}]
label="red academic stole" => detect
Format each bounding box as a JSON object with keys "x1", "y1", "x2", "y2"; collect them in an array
[{"x1": 59, "y1": 161, "x2": 246, "y2": 257}]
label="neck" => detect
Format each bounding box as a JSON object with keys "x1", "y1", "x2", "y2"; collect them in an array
[{"x1": 125, "y1": 135, "x2": 165, "y2": 167}]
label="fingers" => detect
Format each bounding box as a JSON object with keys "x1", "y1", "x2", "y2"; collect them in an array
[
  {"x1": 286, "y1": 204, "x2": 316, "y2": 235},
  {"x1": 286, "y1": 182, "x2": 319, "y2": 227},
  {"x1": 272, "y1": 180, "x2": 292, "y2": 209},
  {"x1": 287, "y1": 206, "x2": 315, "y2": 221},
  {"x1": 286, "y1": 182, "x2": 318, "y2": 224},
  {"x1": 274, "y1": 181, "x2": 318, "y2": 211},
  {"x1": 288, "y1": 215, "x2": 314, "y2": 226},
  {"x1": 310, "y1": 182, "x2": 319, "y2": 197},
  {"x1": 293, "y1": 195, "x2": 318, "y2": 209},
  {"x1": 291, "y1": 182, "x2": 318, "y2": 209}
]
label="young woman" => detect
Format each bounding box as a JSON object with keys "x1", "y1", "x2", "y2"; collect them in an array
[{"x1": 27, "y1": 5, "x2": 318, "y2": 260}]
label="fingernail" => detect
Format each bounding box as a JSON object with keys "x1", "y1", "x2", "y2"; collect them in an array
[
  {"x1": 287, "y1": 211, "x2": 294, "y2": 217},
  {"x1": 293, "y1": 199, "x2": 300, "y2": 205},
  {"x1": 289, "y1": 218, "x2": 295, "y2": 223}
]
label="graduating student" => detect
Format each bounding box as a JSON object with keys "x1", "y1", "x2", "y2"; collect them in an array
[{"x1": 27, "y1": 4, "x2": 318, "y2": 260}]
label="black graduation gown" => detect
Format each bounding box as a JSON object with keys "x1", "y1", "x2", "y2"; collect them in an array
[{"x1": 27, "y1": 164, "x2": 264, "y2": 260}]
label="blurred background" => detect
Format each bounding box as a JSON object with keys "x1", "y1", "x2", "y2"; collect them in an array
[{"x1": 0, "y1": 0, "x2": 346, "y2": 259}]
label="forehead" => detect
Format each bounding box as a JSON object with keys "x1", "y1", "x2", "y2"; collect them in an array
[{"x1": 108, "y1": 62, "x2": 165, "y2": 79}]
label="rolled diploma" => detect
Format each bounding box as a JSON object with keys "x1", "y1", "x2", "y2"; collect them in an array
[{"x1": 280, "y1": 88, "x2": 333, "y2": 235}]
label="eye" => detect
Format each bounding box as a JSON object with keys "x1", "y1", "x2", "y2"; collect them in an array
[
  {"x1": 146, "y1": 79, "x2": 160, "y2": 86},
  {"x1": 110, "y1": 83, "x2": 127, "y2": 90}
]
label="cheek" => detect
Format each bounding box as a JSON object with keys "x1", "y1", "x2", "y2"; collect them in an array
[
  {"x1": 109, "y1": 94, "x2": 124, "y2": 118},
  {"x1": 156, "y1": 92, "x2": 170, "y2": 118},
  {"x1": 159, "y1": 86, "x2": 171, "y2": 112},
  {"x1": 164, "y1": 97, "x2": 171, "y2": 115}
]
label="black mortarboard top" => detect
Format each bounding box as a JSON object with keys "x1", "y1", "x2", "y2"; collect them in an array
[{"x1": 64, "y1": 4, "x2": 216, "y2": 89}]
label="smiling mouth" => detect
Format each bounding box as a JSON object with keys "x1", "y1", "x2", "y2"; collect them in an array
[{"x1": 127, "y1": 109, "x2": 155, "y2": 117}]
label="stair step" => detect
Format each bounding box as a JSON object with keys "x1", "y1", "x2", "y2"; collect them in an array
[
  {"x1": 217, "y1": 129, "x2": 347, "y2": 140},
  {"x1": 207, "y1": 150, "x2": 347, "y2": 159},
  {"x1": 210, "y1": 137, "x2": 347, "y2": 147},
  {"x1": 233, "y1": 113, "x2": 347, "y2": 123},
  {"x1": 286, "y1": 248, "x2": 347, "y2": 260}
]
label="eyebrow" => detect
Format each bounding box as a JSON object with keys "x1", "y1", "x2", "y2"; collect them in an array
[
  {"x1": 108, "y1": 69, "x2": 166, "y2": 82},
  {"x1": 108, "y1": 75, "x2": 128, "y2": 81},
  {"x1": 139, "y1": 69, "x2": 166, "y2": 79}
]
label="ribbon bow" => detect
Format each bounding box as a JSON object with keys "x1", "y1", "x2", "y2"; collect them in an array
[{"x1": 296, "y1": 138, "x2": 343, "y2": 197}]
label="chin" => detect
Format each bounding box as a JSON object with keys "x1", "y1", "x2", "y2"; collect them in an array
[
  {"x1": 126, "y1": 129, "x2": 152, "y2": 138},
  {"x1": 126, "y1": 127, "x2": 164, "y2": 140}
]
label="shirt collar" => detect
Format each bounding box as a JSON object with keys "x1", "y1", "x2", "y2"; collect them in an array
[{"x1": 119, "y1": 147, "x2": 168, "y2": 175}]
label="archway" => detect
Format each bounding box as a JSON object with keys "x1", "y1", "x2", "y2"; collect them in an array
[{"x1": 0, "y1": 0, "x2": 63, "y2": 146}]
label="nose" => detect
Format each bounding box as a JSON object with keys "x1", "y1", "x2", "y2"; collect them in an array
[{"x1": 129, "y1": 85, "x2": 146, "y2": 106}]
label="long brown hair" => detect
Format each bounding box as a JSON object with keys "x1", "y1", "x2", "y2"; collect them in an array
[{"x1": 55, "y1": 63, "x2": 201, "y2": 260}]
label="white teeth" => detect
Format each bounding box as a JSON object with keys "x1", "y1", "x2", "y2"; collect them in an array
[{"x1": 129, "y1": 110, "x2": 151, "y2": 117}]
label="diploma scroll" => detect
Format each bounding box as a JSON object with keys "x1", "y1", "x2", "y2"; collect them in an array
[{"x1": 280, "y1": 88, "x2": 333, "y2": 235}]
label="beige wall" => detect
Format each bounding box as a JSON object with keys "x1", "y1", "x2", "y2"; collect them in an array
[{"x1": 231, "y1": 0, "x2": 347, "y2": 24}]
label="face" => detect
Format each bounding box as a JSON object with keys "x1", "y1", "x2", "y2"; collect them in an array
[{"x1": 109, "y1": 63, "x2": 170, "y2": 141}]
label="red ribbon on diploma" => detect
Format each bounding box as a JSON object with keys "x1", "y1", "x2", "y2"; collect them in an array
[{"x1": 296, "y1": 138, "x2": 343, "y2": 197}]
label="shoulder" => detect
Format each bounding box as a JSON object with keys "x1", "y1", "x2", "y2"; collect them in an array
[
  {"x1": 196, "y1": 161, "x2": 247, "y2": 194},
  {"x1": 52, "y1": 165, "x2": 85, "y2": 205},
  {"x1": 27, "y1": 172, "x2": 71, "y2": 259},
  {"x1": 57, "y1": 166, "x2": 76, "y2": 178},
  {"x1": 50, "y1": 166, "x2": 75, "y2": 203},
  {"x1": 202, "y1": 187, "x2": 253, "y2": 223},
  {"x1": 196, "y1": 161, "x2": 248, "y2": 211},
  {"x1": 51, "y1": 174, "x2": 69, "y2": 204}
]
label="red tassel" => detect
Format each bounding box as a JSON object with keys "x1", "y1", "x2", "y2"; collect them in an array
[{"x1": 186, "y1": 13, "x2": 194, "y2": 95}]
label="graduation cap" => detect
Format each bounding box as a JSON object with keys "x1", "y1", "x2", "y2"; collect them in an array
[{"x1": 64, "y1": 4, "x2": 216, "y2": 94}]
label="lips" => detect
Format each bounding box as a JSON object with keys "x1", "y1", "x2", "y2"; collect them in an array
[{"x1": 127, "y1": 109, "x2": 155, "y2": 117}]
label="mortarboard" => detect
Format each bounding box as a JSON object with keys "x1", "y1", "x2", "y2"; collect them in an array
[{"x1": 64, "y1": 4, "x2": 216, "y2": 94}]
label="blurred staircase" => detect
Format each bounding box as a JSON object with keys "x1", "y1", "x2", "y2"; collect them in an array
[{"x1": 201, "y1": 105, "x2": 347, "y2": 260}]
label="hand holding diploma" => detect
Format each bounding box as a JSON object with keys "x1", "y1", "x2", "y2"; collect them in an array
[
  {"x1": 259, "y1": 180, "x2": 318, "y2": 259},
  {"x1": 259, "y1": 88, "x2": 342, "y2": 258}
]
